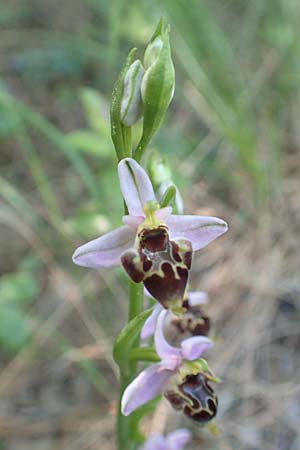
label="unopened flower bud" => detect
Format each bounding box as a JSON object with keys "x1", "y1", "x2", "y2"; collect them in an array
[
  {"x1": 148, "y1": 153, "x2": 184, "y2": 213},
  {"x1": 135, "y1": 18, "x2": 175, "y2": 160},
  {"x1": 120, "y1": 60, "x2": 145, "y2": 126},
  {"x1": 110, "y1": 48, "x2": 137, "y2": 159},
  {"x1": 141, "y1": 24, "x2": 175, "y2": 105},
  {"x1": 143, "y1": 36, "x2": 164, "y2": 69}
]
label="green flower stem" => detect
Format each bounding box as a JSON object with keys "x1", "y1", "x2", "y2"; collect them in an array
[
  {"x1": 134, "y1": 137, "x2": 149, "y2": 162},
  {"x1": 128, "y1": 280, "x2": 144, "y2": 376},
  {"x1": 117, "y1": 280, "x2": 144, "y2": 450},
  {"x1": 128, "y1": 280, "x2": 144, "y2": 321},
  {"x1": 122, "y1": 125, "x2": 132, "y2": 159},
  {"x1": 117, "y1": 376, "x2": 136, "y2": 450},
  {"x1": 114, "y1": 44, "x2": 145, "y2": 444}
]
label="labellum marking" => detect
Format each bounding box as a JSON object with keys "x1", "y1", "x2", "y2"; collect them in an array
[
  {"x1": 165, "y1": 373, "x2": 218, "y2": 423},
  {"x1": 171, "y1": 301, "x2": 210, "y2": 337},
  {"x1": 121, "y1": 224, "x2": 193, "y2": 309}
]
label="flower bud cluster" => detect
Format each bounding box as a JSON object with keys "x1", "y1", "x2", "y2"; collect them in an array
[
  {"x1": 121, "y1": 19, "x2": 174, "y2": 130},
  {"x1": 110, "y1": 18, "x2": 175, "y2": 160}
]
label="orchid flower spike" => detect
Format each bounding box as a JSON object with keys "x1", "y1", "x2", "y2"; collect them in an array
[
  {"x1": 73, "y1": 158, "x2": 227, "y2": 309},
  {"x1": 121, "y1": 309, "x2": 216, "y2": 420},
  {"x1": 140, "y1": 429, "x2": 191, "y2": 450},
  {"x1": 141, "y1": 290, "x2": 209, "y2": 340}
]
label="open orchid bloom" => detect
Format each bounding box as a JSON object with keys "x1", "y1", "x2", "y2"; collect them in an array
[
  {"x1": 141, "y1": 290, "x2": 209, "y2": 340},
  {"x1": 73, "y1": 158, "x2": 227, "y2": 308},
  {"x1": 121, "y1": 309, "x2": 214, "y2": 416},
  {"x1": 141, "y1": 429, "x2": 191, "y2": 450}
]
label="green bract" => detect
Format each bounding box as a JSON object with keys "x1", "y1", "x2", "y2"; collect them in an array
[
  {"x1": 113, "y1": 307, "x2": 153, "y2": 376},
  {"x1": 135, "y1": 18, "x2": 175, "y2": 161},
  {"x1": 110, "y1": 48, "x2": 137, "y2": 159}
]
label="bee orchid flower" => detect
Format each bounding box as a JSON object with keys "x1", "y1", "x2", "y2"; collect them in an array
[
  {"x1": 73, "y1": 158, "x2": 227, "y2": 308},
  {"x1": 121, "y1": 309, "x2": 214, "y2": 416}
]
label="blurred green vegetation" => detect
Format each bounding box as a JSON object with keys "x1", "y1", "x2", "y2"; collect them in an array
[
  {"x1": 0, "y1": 0, "x2": 299, "y2": 447},
  {"x1": 1, "y1": 0, "x2": 297, "y2": 213}
]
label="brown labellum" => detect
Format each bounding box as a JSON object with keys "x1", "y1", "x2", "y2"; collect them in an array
[
  {"x1": 164, "y1": 373, "x2": 218, "y2": 423},
  {"x1": 121, "y1": 225, "x2": 193, "y2": 309}
]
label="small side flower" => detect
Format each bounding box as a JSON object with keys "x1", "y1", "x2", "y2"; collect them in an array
[
  {"x1": 141, "y1": 289, "x2": 209, "y2": 340},
  {"x1": 141, "y1": 429, "x2": 191, "y2": 450},
  {"x1": 121, "y1": 309, "x2": 217, "y2": 422}
]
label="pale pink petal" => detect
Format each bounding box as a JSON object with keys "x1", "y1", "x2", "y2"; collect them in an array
[
  {"x1": 166, "y1": 429, "x2": 192, "y2": 450},
  {"x1": 122, "y1": 214, "x2": 144, "y2": 229},
  {"x1": 141, "y1": 304, "x2": 163, "y2": 340},
  {"x1": 155, "y1": 310, "x2": 182, "y2": 361},
  {"x1": 167, "y1": 215, "x2": 228, "y2": 251},
  {"x1": 142, "y1": 435, "x2": 166, "y2": 450},
  {"x1": 72, "y1": 226, "x2": 135, "y2": 268},
  {"x1": 155, "y1": 206, "x2": 172, "y2": 221},
  {"x1": 118, "y1": 158, "x2": 156, "y2": 216},
  {"x1": 121, "y1": 363, "x2": 171, "y2": 416},
  {"x1": 181, "y1": 335, "x2": 214, "y2": 360},
  {"x1": 187, "y1": 291, "x2": 209, "y2": 307}
]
